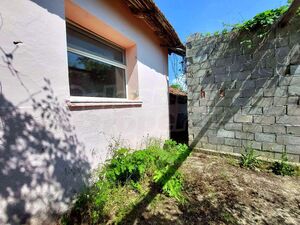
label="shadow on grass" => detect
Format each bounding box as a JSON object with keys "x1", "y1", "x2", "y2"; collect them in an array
[
  {"x1": 119, "y1": 15, "x2": 300, "y2": 224},
  {"x1": 119, "y1": 147, "x2": 191, "y2": 224}
]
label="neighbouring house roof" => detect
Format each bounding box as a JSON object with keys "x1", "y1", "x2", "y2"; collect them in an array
[
  {"x1": 122, "y1": 0, "x2": 185, "y2": 56},
  {"x1": 169, "y1": 87, "x2": 187, "y2": 97}
]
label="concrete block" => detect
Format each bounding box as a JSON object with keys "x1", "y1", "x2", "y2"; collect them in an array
[
  {"x1": 212, "y1": 66, "x2": 227, "y2": 76},
  {"x1": 236, "y1": 80, "x2": 255, "y2": 89},
  {"x1": 216, "y1": 98, "x2": 237, "y2": 107},
  {"x1": 252, "y1": 97, "x2": 273, "y2": 107},
  {"x1": 263, "y1": 87, "x2": 287, "y2": 97},
  {"x1": 224, "y1": 123, "x2": 242, "y2": 131},
  {"x1": 253, "y1": 116, "x2": 275, "y2": 125},
  {"x1": 215, "y1": 74, "x2": 232, "y2": 83},
  {"x1": 262, "y1": 143, "x2": 285, "y2": 153},
  {"x1": 208, "y1": 136, "x2": 225, "y2": 145},
  {"x1": 287, "y1": 97, "x2": 299, "y2": 105},
  {"x1": 225, "y1": 138, "x2": 242, "y2": 147},
  {"x1": 199, "y1": 99, "x2": 215, "y2": 106},
  {"x1": 202, "y1": 143, "x2": 217, "y2": 150},
  {"x1": 234, "y1": 114, "x2": 253, "y2": 123},
  {"x1": 263, "y1": 125, "x2": 286, "y2": 134},
  {"x1": 240, "y1": 88, "x2": 257, "y2": 98},
  {"x1": 278, "y1": 76, "x2": 292, "y2": 86},
  {"x1": 235, "y1": 131, "x2": 254, "y2": 140},
  {"x1": 205, "y1": 129, "x2": 218, "y2": 136},
  {"x1": 288, "y1": 75, "x2": 300, "y2": 96},
  {"x1": 231, "y1": 97, "x2": 251, "y2": 107},
  {"x1": 285, "y1": 145, "x2": 300, "y2": 155},
  {"x1": 194, "y1": 54, "x2": 208, "y2": 64},
  {"x1": 216, "y1": 145, "x2": 234, "y2": 153},
  {"x1": 274, "y1": 36, "x2": 289, "y2": 48},
  {"x1": 288, "y1": 85, "x2": 300, "y2": 96},
  {"x1": 275, "y1": 152, "x2": 300, "y2": 163},
  {"x1": 233, "y1": 147, "x2": 246, "y2": 154},
  {"x1": 242, "y1": 140, "x2": 262, "y2": 150},
  {"x1": 254, "y1": 150, "x2": 275, "y2": 159},
  {"x1": 287, "y1": 105, "x2": 300, "y2": 116},
  {"x1": 217, "y1": 129, "x2": 235, "y2": 138},
  {"x1": 277, "y1": 135, "x2": 300, "y2": 145},
  {"x1": 231, "y1": 71, "x2": 251, "y2": 81},
  {"x1": 287, "y1": 126, "x2": 300, "y2": 136},
  {"x1": 241, "y1": 107, "x2": 263, "y2": 115},
  {"x1": 263, "y1": 106, "x2": 286, "y2": 116},
  {"x1": 215, "y1": 57, "x2": 232, "y2": 67},
  {"x1": 276, "y1": 116, "x2": 300, "y2": 126},
  {"x1": 193, "y1": 106, "x2": 207, "y2": 114},
  {"x1": 251, "y1": 68, "x2": 274, "y2": 79},
  {"x1": 200, "y1": 74, "x2": 215, "y2": 84},
  {"x1": 255, "y1": 78, "x2": 276, "y2": 88},
  {"x1": 276, "y1": 46, "x2": 290, "y2": 66},
  {"x1": 273, "y1": 97, "x2": 288, "y2": 106},
  {"x1": 255, "y1": 133, "x2": 276, "y2": 143},
  {"x1": 290, "y1": 65, "x2": 300, "y2": 75},
  {"x1": 243, "y1": 124, "x2": 263, "y2": 133}
]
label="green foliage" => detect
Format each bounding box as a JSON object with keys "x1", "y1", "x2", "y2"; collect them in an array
[
  {"x1": 153, "y1": 166, "x2": 185, "y2": 202},
  {"x1": 61, "y1": 139, "x2": 190, "y2": 224},
  {"x1": 221, "y1": 28, "x2": 229, "y2": 35},
  {"x1": 105, "y1": 148, "x2": 155, "y2": 184},
  {"x1": 240, "y1": 148, "x2": 260, "y2": 169},
  {"x1": 213, "y1": 31, "x2": 220, "y2": 36},
  {"x1": 170, "y1": 83, "x2": 183, "y2": 91},
  {"x1": 203, "y1": 1, "x2": 300, "y2": 39},
  {"x1": 240, "y1": 39, "x2": 253, "y2": 49},
  {"x1": 236, "y1": 6, "x2": 288, "y2": 32},
  {"x1": 271, "y1": 151, "x2": 295, "y2": 176}
]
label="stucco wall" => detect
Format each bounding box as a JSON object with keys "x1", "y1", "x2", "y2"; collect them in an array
[
  {"x1": 186, "y1": 16, "x2": 300, "y2": 162},
  {"x1": 0, "y1": 0, "x2": 169, "y2": 223}
]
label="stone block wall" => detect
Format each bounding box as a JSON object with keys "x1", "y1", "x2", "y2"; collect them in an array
[{"x1": 186, "y1": 16, "x2": 300, "y2": 162}]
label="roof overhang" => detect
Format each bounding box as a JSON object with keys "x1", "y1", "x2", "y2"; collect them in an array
[{"x1": 122, "y1": 0, "x2": 185, "y2": 56}]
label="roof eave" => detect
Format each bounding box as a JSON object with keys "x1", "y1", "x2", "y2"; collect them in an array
[{"x1": 122, "y1": 0, "x2": 185, "y2": 56}]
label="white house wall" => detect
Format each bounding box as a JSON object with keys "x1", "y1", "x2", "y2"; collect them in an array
[{"x1": 0, "y1": 0, "x2": 169, "y2": 223}]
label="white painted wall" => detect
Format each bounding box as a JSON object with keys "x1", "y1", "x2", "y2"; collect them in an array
[{"x1": 0, "y1": 0, "x2": 169, "y2": 223}]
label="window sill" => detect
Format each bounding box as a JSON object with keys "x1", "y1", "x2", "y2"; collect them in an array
[{"x1": 66, "y1": 99, "x2": 143, "y2": 110}]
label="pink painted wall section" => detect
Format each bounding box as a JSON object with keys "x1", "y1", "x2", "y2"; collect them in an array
[{"x1": 0, "y1": 0, "x2": 169, "y2": 223}]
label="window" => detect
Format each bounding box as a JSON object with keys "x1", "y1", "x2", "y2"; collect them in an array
[{"x1": 66, "y1": 24, "x2": 127, "y2": 99}]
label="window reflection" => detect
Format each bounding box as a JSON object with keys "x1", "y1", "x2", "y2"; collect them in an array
[{"x1": 68, "y1": 52, "x2": 126, "y2": 98}]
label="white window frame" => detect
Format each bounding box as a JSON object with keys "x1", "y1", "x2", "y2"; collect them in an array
[{"x1": 66, "y1": 22, "x2": 128, "y2": 102}]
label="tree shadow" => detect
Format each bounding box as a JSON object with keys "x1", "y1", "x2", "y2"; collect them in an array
[
  {"x1": 119, "y1": 16, "x2": 300, "y2": 224},
  {"x1": 189, "y1": 21, "x2": 300, "y2": 152},
  {"x1": 0, "y1": 22, "x2": 91, "y2": 224}
]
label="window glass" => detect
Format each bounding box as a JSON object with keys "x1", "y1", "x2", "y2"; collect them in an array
[
  {"x1": 68, "y1": 51, "x2": 126, "y2": 98},
  {"x1": 67, "y1": 26, "x2": 124, "y2": 64}
]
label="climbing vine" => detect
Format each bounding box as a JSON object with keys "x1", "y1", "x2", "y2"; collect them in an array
[
  {"x1": 233, "y1": 6, "x2": 289, "y2": 32},
  {"x1": 202, "y1": 0, "x2": 299, "y2": 39}
]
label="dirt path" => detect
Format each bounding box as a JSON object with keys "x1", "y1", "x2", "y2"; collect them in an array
[{"x1": 136, "y1": 153, "x2": 300, "y2": 225}]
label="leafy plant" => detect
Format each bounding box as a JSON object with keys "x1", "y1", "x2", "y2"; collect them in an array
[
  {"x1": 271, "y1": 151, "x2": 295, "y2": 176},
  {"x1": 61, "y1": 139, "x2": 190, "y2": 224},
  {"x1": 105, "y1": 148, "x2": 155, "y2": 185},
  {"x1": 214, "y1": 31, "x2": 220, "y2": 36},
  {"x1": 240, "y1": 147, "x2": 260, "y2": 169},
  {"x1": 237, "y1": 6, "x2": 288, "y2": 31},
  {"x1": 153, "y1": 166, "x2": 185, "y2": 203},
  {"x1": 170, "y1": 83, "x2": 183, "y2": 91}
]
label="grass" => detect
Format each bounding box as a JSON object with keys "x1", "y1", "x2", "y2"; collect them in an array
[
  {"x1": 233, "y1": 147, "x2": 300, "y2": 177},
  {"x1": 60, "y1": 139, "x2": 190, "y2": 225}
]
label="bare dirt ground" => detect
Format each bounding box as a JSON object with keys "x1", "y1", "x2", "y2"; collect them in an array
[{"x1": 136, "y1": 152, "x2": 300, "y2": 225}]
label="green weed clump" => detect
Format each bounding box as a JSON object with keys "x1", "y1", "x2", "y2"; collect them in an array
[
  {"x1": 271, "y1": 151, "x2": 295, "y2": 176},
  {"x1": 240, "y1": 148, "x2": 260, "y2": 169},
  {"x1": 60, "y1": 139, "x2": 190, "y2": 225}
]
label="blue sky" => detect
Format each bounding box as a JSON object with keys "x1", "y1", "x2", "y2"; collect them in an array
[{"x1": 154, "y1": 0, "x2": 288, "y2": 82}]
